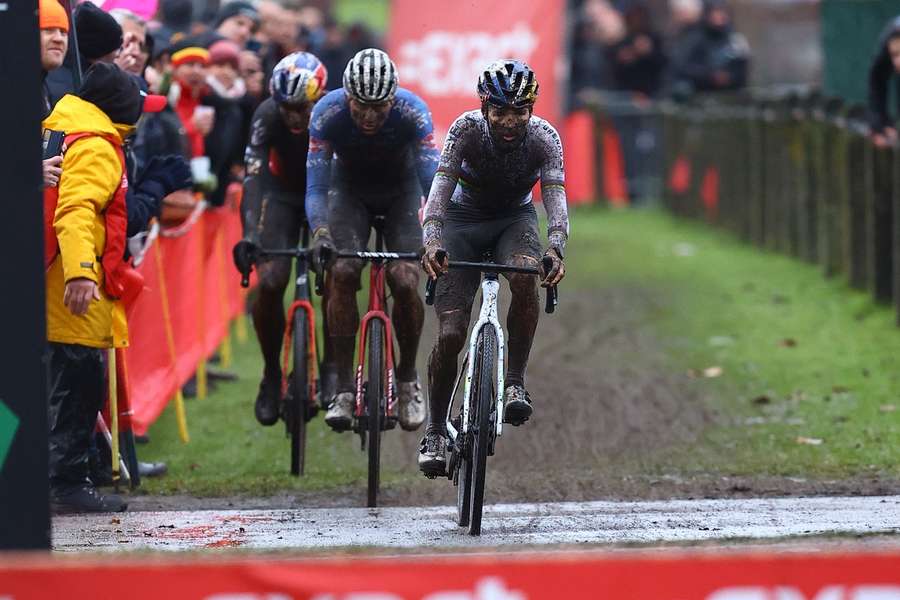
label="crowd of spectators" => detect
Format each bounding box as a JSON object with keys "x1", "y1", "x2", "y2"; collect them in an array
[
  {"x1": 39, "y1": 0, "x2": 378, "y2": 514},
  {"x1": 569, "y1": 0, "x2": 750, "y2": 109}
]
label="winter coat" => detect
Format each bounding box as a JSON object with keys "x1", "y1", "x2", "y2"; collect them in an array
[{"x1": 43, "y1": 95, "x2": 134, "y2": 349}]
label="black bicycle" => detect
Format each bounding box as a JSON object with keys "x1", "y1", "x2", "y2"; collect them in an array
[
  {"x1": 425, "y1": 255, "x2": 558, "y2": 535},
  {"x1": 235, "y1": 225, "x2": 323, "y2": 476}
]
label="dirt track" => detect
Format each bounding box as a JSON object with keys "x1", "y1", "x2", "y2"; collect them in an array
[{"x1": 129, "y1": 282, "x2": 900, "y2": 514}]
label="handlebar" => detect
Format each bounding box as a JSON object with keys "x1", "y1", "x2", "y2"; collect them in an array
[
  {"x1": 235, "y1": 242, "x2": 323, "y2": 294},
  {"x1": 424, "y1": 253, "x2": 559, "y2": 314}
]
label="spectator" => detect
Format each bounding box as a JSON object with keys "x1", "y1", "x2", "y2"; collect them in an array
[
  {"x1": 867, "y1": 16, "x2": 900, "y2": 147},
  {"x1": 109, "y1": 9, "x2": 149, "y2": 77},
  {"x1": 46, "y1": 1, "x2": 124, "y2": 105},
  {"x1": 43, "y1": 63, "x2": 150, "y2": 514},
  {"x1": 214, "y1": 1, "x2": 259, "y2": 47},
  {"x1": 40, "y1": 0, "x2": 69, "y2": 190},
  {"x1": 168, "y1": 43, "x2": 215, "y2": 159},
  {"x1": 568, "y1": 0, "x2": 625, "y2": 109},
  {"x1": 609, "y1": 3, "x2": 667, "y2": 97},
  {"x1": 149, "y1": 0, "x2": 192, "y2": 46},
  {"x1": 207, "y1": 39, "x2": 245, "y2": 99},
  {"x1": 669, "y1": 0, "x2": 749, "y2": 96}
]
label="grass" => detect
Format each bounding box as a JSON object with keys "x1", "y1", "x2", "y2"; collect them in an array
[
  {"x1": 139, "y1": 205, "x2": 900, "y2": 496},
  {"x1": 566, "y1": 207, "x2": 900, "y2": 480}
]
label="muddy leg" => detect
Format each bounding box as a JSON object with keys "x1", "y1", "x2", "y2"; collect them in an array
[
  {"x1": 427, "y1": 309, "x2": 470, "y2": 430},
  {"x1": 252, "y1": 259, "x2": 292, "y2": 379},
  {"x1": 327, "y1": 258, "x2": 363, "y2": 393},
  {"x1": 386, "y1": 262, "x2": 423, "y2": 382},
  {"x1": 504, "y1": 257, "x2": 540, "y2": 388}
]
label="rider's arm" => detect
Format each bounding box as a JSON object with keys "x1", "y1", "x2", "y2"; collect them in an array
[
  {"x1": 241, "y1": 104, "x2": 274, "y2": 242},
  {"x1": 305, "y1": 101, "x2": 334, "y2": 234},
  {"x1": 538, "y1": 120, "x2": 569, "y2": 258},
  {"x1": 407, "y1": 92, "x2": 441, "y2": 199},
  {"x1": 421, "y1": 113, "x2": 471, "y2": 248}
]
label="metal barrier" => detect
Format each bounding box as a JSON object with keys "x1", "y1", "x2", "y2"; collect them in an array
[{"x1": 588, "y1": 92, "x2": 898, "y2": 326}]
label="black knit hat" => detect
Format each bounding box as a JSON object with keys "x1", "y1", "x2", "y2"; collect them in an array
[
  {"x1": 78, "y1": 63, "x2": 143, "y2": 126},
  {"x1": 214, "y1": 1, "x2": 259, "y2": 28},
  {"x1": 74, "y1": 1, "x2": 123, "y2": 61}
]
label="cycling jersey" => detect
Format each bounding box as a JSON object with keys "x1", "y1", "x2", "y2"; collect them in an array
[
  {"x1": 305, "y1": 87, "x2": 440, "y2": 231},
  {"x1": 244, "y1": 97, "x2": 310, "y2": 200},
  {"x1": 422, "y1": 110, "x2": 569, "y2": 256}
]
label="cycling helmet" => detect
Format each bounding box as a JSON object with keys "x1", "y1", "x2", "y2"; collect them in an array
[
  {"x1": 343, "y1": 48, "x2": 398, "y2": 103},
  {"x1": 270, "y1": 52, "x2": 328, "y2": 107},
  {"x1": 477, "y1": 59, "x2": 539, "y2": 108}
]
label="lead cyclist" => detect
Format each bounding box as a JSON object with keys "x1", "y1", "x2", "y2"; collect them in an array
[{"x1": 419, "y1": 60, "x2": 569, "y2": 477}]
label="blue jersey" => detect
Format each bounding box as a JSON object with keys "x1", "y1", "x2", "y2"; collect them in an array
[{"x1": 305, "y1": 87, "x2": 440, "y2": 231}]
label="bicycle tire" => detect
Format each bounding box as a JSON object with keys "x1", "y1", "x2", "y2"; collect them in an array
[
  {"x1": 290, "y1": 309, "x2": 309, "y2": 476},
  {"x1": 366, "y1": 319, "x2": 384, "y2": 508},
  {"x1": 468, "y1": 327, "x2": 496, "y2": 536},
  {"x1": 455, "y1": 356, "x2": 472, "y2": 527}
]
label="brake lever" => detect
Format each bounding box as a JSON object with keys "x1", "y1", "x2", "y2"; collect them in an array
[
  {"x1": 424, "y1": 249, "x2": 447, "y2": 306},
  {"x1": 541, "y1": 254, "x2": 559, "y2": 314},
  {"x1": 425, "y1": 277, "x2": 437, "y2": 305}
]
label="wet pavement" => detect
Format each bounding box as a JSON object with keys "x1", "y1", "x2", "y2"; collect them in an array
[{"x1": 53, "y1": 495, "x2": 900, "y2": 552}]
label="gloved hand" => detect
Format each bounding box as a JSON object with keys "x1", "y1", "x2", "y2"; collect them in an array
[
  {"x1": 232, "y1": 239, "x2": 258, "y2": 284},
  {"x1": 310, "y1": 227, "x2": 336, "y2": 276},
  {"x1": 539, "y1": 247, "x2": 565, "y2": 288},
  {"x1": 421, "y1": 242, "x2": 448, "y2": 280},
  {"x1": 138, "y1": 155, "x2": 193, "y2": 198}
]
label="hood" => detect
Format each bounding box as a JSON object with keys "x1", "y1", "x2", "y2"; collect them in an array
[{"x1": 43, "y1": 94, "x2": 134, "y2": 142}]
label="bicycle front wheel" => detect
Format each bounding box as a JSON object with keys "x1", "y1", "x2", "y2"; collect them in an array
[
  {"x1": 290, "y1": 309, "x2": 309, "y2": 476},
  {"x1": 469, "y1": 327, "x2": 496, "y2": 536},
  {"x1": 366, "y1": 319, "x2": 384, "y2": 508}
]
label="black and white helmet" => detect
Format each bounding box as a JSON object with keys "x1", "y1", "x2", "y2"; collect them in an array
[{"x1": 343, "y1": 48, "x2": 398, "y2": 103}]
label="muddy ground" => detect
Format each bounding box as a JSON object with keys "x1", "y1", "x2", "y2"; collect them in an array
[{"x1": 130, "y1": 285, "x2": 900, "y2": 512}]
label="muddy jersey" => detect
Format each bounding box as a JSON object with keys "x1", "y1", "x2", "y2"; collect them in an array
[
  {"x1": 422, "y1": 110, "x2": 569, "y2": 254},
  {"x1": 244, "y1": 98, "x2": 310, "y2": 199},
  {"x1": 305, "y1": 87, "x2": 440, "y2": 231}
]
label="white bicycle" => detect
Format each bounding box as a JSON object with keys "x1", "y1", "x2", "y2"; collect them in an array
[{"x1": 425, "y1": 254, "x2": 558, "y2": 535}]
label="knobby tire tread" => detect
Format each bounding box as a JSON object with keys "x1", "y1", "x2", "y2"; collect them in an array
[
  {"x1": 469, "y1": 327, "x2": 495, "y2": 535},
  {"x1": 291, "y1": 311, "x2": 309, "y2": 476},
  {"x1": 367, "y1": 320, "x2": 384, "y2": 508}
]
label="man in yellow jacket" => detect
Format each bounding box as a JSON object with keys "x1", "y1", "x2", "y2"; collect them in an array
[{"x1": 44, "y1": 63, "x2": 147, "y2": 514}]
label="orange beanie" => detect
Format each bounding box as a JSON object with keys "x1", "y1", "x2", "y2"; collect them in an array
[{"x1": 40, "y1": 0, "x2": 70, "y2": 32}]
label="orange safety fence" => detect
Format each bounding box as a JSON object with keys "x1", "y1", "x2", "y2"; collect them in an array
[{"x1": 124, "y1": 204, "x2": 247, "y2": 436}]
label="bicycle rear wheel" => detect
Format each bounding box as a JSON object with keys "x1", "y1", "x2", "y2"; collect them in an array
[
  {"x1": 468, "y1": 327, "x2": 496, "y2": 536},
  {"x1": 366, "y1": 319, "x2": 384, "y2": 508},
  {"x1": 290, "y1": 309, "x2": 309, "y2": 476}
]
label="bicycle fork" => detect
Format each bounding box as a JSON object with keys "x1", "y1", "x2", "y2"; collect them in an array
[{"x1": 446, "y1": 277, "x2": 506, "y2": 443}]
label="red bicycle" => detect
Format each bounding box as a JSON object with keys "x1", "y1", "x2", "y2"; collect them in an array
[{"x1": 324, "y1": 217, "x2": 418, "y2": 507}]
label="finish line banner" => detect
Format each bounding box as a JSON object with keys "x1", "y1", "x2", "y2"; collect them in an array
[
  {"x1": 387, "y1": 0, "x2": 564, "y2": 141},
  {"x1": 3, "y1": 552, "x2": 900, "y2": 599}
]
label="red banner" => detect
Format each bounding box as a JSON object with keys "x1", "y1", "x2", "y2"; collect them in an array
[
  {"x1": 3, "y1": 551, "x2": 900, "y2": 599},
  {"x1": 124, "y1": 206, "x2": 246, "y2": 435},
  {"x1": 388, "y1": 0, "x2": 564, "y2": 141}
]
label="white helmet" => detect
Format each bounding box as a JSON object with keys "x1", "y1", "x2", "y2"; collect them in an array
[{"x1": 343, "y1": 48, "x2": 398, "y2": 103}]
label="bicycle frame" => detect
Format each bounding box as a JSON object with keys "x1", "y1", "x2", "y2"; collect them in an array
[
  {"x1": 281, "y1": 227, "x2": 318, "y2": 402},
  {"x1": 445, "y1": 274, "x2": 507, "y2": 444},
  {"x1": 353, "y1": 257, "x2": 398, "y2": 422}
]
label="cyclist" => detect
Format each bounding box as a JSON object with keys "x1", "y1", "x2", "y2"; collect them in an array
[
  {"x1": 307, "y1": 48, "x2": 439, "y2": 433},
  {"x1": 234, "y1": 52, "x2": 334, "y2": 426},
  {"x1": 418, "y1": 60, "x2": 568, "y2": 476}
]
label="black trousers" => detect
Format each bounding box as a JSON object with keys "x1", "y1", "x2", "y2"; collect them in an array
[{"x1": 47, "y1": 342, "x2": 105, "y2": 492}]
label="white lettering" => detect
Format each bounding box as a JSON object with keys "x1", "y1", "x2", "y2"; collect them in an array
[
  {"x1": 709, "y1": 587, "x2": 900, "y2": 600},
  {"x1": 397, "y1": 24, "x2": 539, "y2": 97},
  {"x1": 206, "y1": 594, "x2": 293, "y2": 600}
]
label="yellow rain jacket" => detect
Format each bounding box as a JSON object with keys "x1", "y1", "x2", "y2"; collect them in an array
[{"x1": 43, "y1": 95, "x2": 134, "y2": 349}]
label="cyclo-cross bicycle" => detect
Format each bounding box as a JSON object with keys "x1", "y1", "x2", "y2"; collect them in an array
[
  {"x1": 235, "y1": 225, "x2": 322, "y2": 477},
  {"x1": 322, "y1": 216, "x2": 419, "y2": 508},
  {"x1": 425, "y1": 253, "x2": 558, "y2": 535}
]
